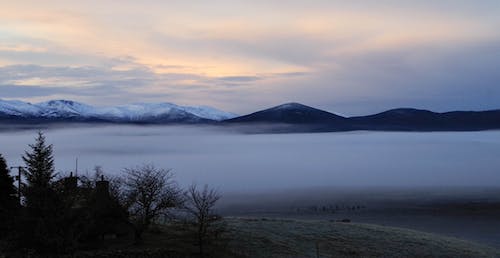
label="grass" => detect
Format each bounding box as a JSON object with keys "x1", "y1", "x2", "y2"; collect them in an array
[
  {"x1": 223, "y1": 217, "x2": 500, "y2": 258},
  {"x1": 17, "y1": 217, "x2": 499, "y2": 257}
]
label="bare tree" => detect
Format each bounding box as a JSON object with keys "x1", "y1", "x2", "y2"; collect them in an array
[
  {"x1": 123, "y1": 164, "x2": 182, "y2": 242},
  {"x1": 80, "y1": 166, "x2": 125, "y2": 205},
  {"x1": 184, "y1": 184, "x2": 222, "y2": 256},
  {"x1": 79, "y1": 166, "x2": 104, "y2": 189}
]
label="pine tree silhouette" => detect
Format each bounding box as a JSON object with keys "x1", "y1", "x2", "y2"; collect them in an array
[
  {"x1": 23, "y1": 131, "x2": 55, "y2": 189},
  {"x1": 0, "y1": 154, "x2": 16, "y2": 210},
  {"x1": 21, "y1": 132, "x2": 64, "y2": 253}
]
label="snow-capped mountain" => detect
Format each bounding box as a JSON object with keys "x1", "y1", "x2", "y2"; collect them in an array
[
  {"x1": 0, "y1": 99, "x2": 237, "y2": 123},
  {"x1": 5, "y1": 99, "x2": 500, "y2": 132}
]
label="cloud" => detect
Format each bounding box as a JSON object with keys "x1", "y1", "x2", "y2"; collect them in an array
[
  {"x1": 0, "y1": 85, "x2": 68, "y2": 98},
  {"x1": 0, "y1": 45, "x2": 47, "y2": 53},
  {"x1": 261, "y1": 39, "x2": 500, "y2": 115},
  {"x1": 0, "y1": 64, "x2": 153, "y2": 87},
  {"x1": 0, "y1": 64, "x2": 156, "y2": 102},
  {"x1": 1, "y1": 1, "x2": 500, "y2": 113},
  {"x1": 0, "y1": 63, "x2": 301, "y2": 109},
  {"x1": 217, "y1": 76, "x2": 261, "y2": 82}
]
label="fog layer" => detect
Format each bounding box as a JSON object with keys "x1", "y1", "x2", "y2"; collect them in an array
[{"x1": 1, "y1": 125, "x2": 499, "y2": 191}]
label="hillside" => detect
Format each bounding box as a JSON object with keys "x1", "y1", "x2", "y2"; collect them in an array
[
  {"x1": 349, "y1": 108, "x2": 500, "y2": 131},
  {"x1": 66, "y1": 218, "x2": 500, "y2": 257},
  {"x1": 224, "y1": 103, "x2": 500, "y2": 132},
  {"x1": 223, "y1": 102, "x2": 353, "y2": 132},
  {"x1": 224, "y1": 218, "x2": 500, "y2": 258},
  {"x1": 225, "y1": 103, "x2": 347, "y2": 124}
]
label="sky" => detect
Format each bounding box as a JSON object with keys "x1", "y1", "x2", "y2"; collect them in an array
[{"x1": 0, "y1": 0, "x2": 499, "y2": 115}]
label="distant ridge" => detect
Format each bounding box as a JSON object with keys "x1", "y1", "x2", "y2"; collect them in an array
[
  {"x1": 0, "y1": 99, "x2": 237, "y2": 124},
  {"x1": 225, "y1": 102, "x2": 347, "y2": 124},
  {"x1": 2, "y1": 99, "x2": 500, "y2": 132},
  {"x1": 349, "y1": 108, "x2": 500, "y2": 131},
  {"x1": 224, "y1": 103, "x2": 500, "y2": 132}
]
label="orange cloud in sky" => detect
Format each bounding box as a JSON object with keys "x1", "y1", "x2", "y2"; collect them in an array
[
  {"x1": 1, "y1": 1, "x2": 497, "y2": 77},
  {"x1": 1, "y1": 1, "x2": 500, "y2": 114}
]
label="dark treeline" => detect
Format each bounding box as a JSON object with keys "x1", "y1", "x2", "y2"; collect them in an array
[{"x1": 0, "y1": 132, "x2": 225, "y2": 257}]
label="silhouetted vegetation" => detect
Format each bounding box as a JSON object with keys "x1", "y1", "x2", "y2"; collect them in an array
[
  {"x1": 0, "y1": 153, "x2": 19, "y2": 251},
  {"x1": 0, "y1": 132, "x2": 224, "y2": 257},
  {"x1": 122, "y1": 164, "x2": 182, "y2": 243},
  {"x1": 184, "y1": 184, "x2": 222, "y2": 257},
  {"x1": 18, "y1": 131, "x2": 70, "y2": 253},
  {"x1": 0, "y1": 154, "x2": 17, "y2": 209}
]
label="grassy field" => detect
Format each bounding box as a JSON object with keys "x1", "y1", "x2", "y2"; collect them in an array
[
  {"x1": 223, "y1": 217, "x2": 500, "y2": 258},
  {"x1": 33, "y1": 217, "x2": 500, "y2": 257}
]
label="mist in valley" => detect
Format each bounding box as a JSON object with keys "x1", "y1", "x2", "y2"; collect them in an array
[
  {"x1": 2, "y1": 124, "x2": 500, "y2": 247},
  {"x1": 1, "y1": 124, "x2": 500, "y2": 192}
]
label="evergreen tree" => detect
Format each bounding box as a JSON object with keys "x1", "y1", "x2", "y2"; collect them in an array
[
  {"x1": 0, "y1": 154, "x2": 19, "y2": 254},
  {"x1": 20, "y1": 132, "x2": 64, "y2": 253},
  {"x1": 23, "y1": 131, "x2": 55, "y2": 190},
  {"x1": 0, "y1": 153, "x2": 17, "y2": 210}
]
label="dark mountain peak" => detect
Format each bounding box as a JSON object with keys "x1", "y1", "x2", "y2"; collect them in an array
[
  {"x1": 349, "y1": 108, "x2": 440, "y2": 129},
  {"x1": 270, "y1": 102, "x2": 311, "y2": 110},
  {"x1": 225, "y1": 102, "x2": 347, "y2": 125},
  {"x1": 378, "y1": 108, "x2": 436, "y2": 116},
  {"x1": 349, "y1": 107, "x2": 500, "y2": 131}
]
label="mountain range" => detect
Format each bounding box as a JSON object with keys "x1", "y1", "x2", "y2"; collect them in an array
[
  {"x1": 224, "y1": 103, "x2": 500, "y2": 132},
  {"x1": 0, "y1": 99, "x2": 237, "y2": 123},
  {"x1": 1, "y1": 99, "x2": 500, "y2": 132}
]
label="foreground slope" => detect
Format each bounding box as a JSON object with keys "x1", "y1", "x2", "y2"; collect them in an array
[
  {"x1": 224, "y1": 218, "x2": 500, "y2": 258},
  {"x1": 63, "y1": 217, "x2": 500, "y2": 257}
]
